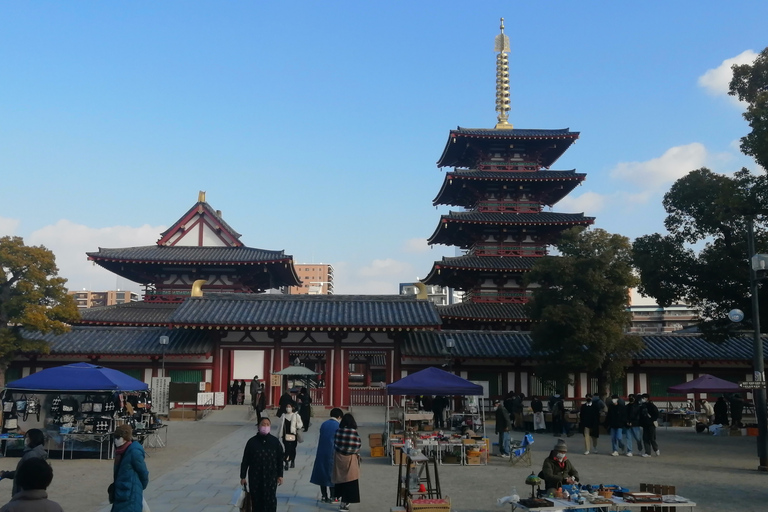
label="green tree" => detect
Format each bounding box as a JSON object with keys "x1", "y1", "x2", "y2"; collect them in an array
[
  {"x1": 525, "y1": 227, "x2": 642, "y2": 396},
  {"x1": 633, "y1": 168, "x2": 768, "y2": 340},
  {"x1": 0, "y1": 236, "x2": 79, "y2": 385},
  {"x1": 730, "y1": 46, "x2": 768, "y2": 171}
]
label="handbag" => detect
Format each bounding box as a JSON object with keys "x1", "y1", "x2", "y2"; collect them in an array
[
  {"x1": 284, "y1": 433, "x2": 296, "y2": 442},
  {"x1": 4, "y1": 416, "x2": 18, "y2": 430},
  {"x1": 49, "y1": 395, "x2": 62, "y2": 416},
  {"x1": 22, "y1": 396, "x2": 41, "y2": 422},
  {"x1": 240, "y1": 486, "x2": 252, "y2": 512},
  {"x1": 108, "y1": 483, "x2": 115, "y2": 504},
  {"x1": 15, "y1": 394, "x2": 27, "y2": 413},
  {"x1": 297, "y1": 430, "x2": 304, "y2": 443},
  {"x1": 81, "y1": 395, "x2": 94, "y2": 413},
  {"x1": 93, "y1": 400, "x2": 104, "y2": 413},
  {"x1": 2, "y1": 400, "x2": 14, "y2": 413}
]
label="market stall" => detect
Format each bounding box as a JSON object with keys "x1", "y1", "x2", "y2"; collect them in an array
[
  {"x1": 1, "y1": 363, "x2": 158, "y2": 458},
  {"x1": 664, "y1": 374, "x2": 744, "y2": 427}
]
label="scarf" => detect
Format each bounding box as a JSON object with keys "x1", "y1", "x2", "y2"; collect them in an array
[
  {"x1": 553, "y1": 454, "x2": 567, "y2": 469},
  {"x1": 114, "y1": 440, "x2": 132, "y2": 467},
  {"x1": 334, "y1": 427, "x2": 361, "y2": 455}
]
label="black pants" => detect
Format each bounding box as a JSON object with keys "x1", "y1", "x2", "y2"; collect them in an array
[
  {"x1": 283, "y1": 439, "x2": 297, "y2": 462},
  {"x1": 642, "y1": 424, "x2": 658, "y2": 454},
  {"x1": 433, "y1": 410, "x2": 444, "y2": 428},
  {"x1": 321, "y1": 485, "x2": 334, "y2": 499},
  {"x1": 300, "y1": 409, "x2": 311, "y2": 431},
  {"x1": 249, "y1": 478, "x2": 278, "y2": 512}
]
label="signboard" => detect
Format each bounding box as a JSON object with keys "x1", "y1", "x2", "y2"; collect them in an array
[
  {"x1": 197, "y1": 392, "x2": 225, "y2": 406},
  {"x1": 271, "y1": 374, "x2": 282, "y2": 387},
  {"x1": 739, "y1": 381, "x2": 766, "y2": 389},
  {"x1": 150, "y1": 377, "x2": 171, "y2": 416}
]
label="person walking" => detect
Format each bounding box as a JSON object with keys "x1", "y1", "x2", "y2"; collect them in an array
[
  {"x1": 253, "y1": 384, "x2": 267, "y2": 423},
  {"x1": 512, "y1": 393, "x2": 525, "y2": 430},
  {"x1": 549, "y1": 392, "x2": 568, "y2": 437},
  {"x1": 333, "y1": 413, "x2": 362, "y2": 512},
  {"x1": 110, "y1": 425, "x2": 149, "y2": 512},
  {"x1": 579, "y1": 395, "x2": 600, "y2": 455},
  {"x1": 0, "y1": 458, "x2": 63, "y2": 512},
  {"x1": 240, "y1": 417, "x2": 284, "y2": 512},
  {"x1": 494, "y1": 400, "x2": 511, "y2": 458},
  {"x1": 624, "y1": 394, "x2": 644, "y2": 456},
  {"x1": 604, "y1": 395, "x2": 627, "y2": 456},
  {"x1": 311, "y1": 408, "x2": 343, "y2": 504},
  {"x1": 277, "y1": 390, "x2": 294, "y2": 418},
  {"x1": 230, "y1": 381, "x2": 238, "y2": 405},
  {"x1": 298, "y1": 387, "x2": 312, "y2": 432},
  {"x1": 277, "y1": 403, "x2": 303, "y2": 470},
  {"x1": 714, "y1": 396, "x2": 729, "y2": 425},
  {"x1": 238, "y1": 380, "x2": 246, "y2": 405},
  {"x1": 249, "y1": 376, "x2": 260, "y2": 409},
  {"x1": 0, "y1": 429, "x2": 48, "y2": 498},
  {"x1": 639, "y1": 393, "x2": 660, "y2": 457},
  {"x1": 531, "y1": 396, "x2": 546, "y2": 433}
]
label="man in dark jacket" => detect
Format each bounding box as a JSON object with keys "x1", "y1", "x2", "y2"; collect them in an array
[
  {"x1": 579, "y1": 395, "x2": 600, "y2": 455},
  {"x1": 432, "y1": 396, "x2": 447, "y2": 429},
  {"x1": 729, "y1": 394, "x2": 745, "y2": 427},
  {"x1": 714, "y1": 396, "x2": 729, "y2": 425},
  {"x1": 241, "y1": 417, "x2": 284, "y2": 512},
  {"x1": 639, "y1": 393, "x2": 660, "y2": 457},
  {"x1": 539, "y1": 438, "x2": 579, "y2": 492},
  {"x1": 549, "y1": 392, "x2": 568, "y2": 437},
  {"x1": 512, "y1": 393, "x2": 525, "y2": 430},
  {"x1": 531, "y1": 396, "x2": 546, "y2": 432},
  {"x1": 624, "y1": 394, "x2": 644, "y2": 456},
  {"x1": 604, "y1": 394, "x2": 627, "y2": 456},
  {"x1": 494, "y1": 400, "x2": 512, "y2": 457}
]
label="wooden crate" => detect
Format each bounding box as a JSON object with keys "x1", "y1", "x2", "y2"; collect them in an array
[
  {"x1": 369, "y1": 433, "x2": 384, "y2": 447},
  {"x1": 407, "y1": 497, "x2": 451, "y2": 512}
]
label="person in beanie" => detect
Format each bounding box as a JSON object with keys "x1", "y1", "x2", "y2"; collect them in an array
[
  {"x1": 539, "y1": 439, "x2": 579, "y2": 492},
  {"x1": 111, "y1": 424, "x2": 149, "y2": 512},
  {"x1": 494, "y1": 400, "x2": 512, "y2": 458},
  {"x1": 240, "y1": 417, "x2": 284, "y2": 512}
]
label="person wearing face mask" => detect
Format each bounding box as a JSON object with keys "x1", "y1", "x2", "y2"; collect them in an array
[
  {"x1": 241, "y1": 418, "x2": 284, "y2": 512},
  {"x1": 579, "y1": 395, "x2": 600, "y2": 455},
  {"x1": 110, "y1": 425, "x2": 149, "y2": 512},
  {"x1": 539, "y1": 439, "x2": 579, "y2": 492},
  {"x1": 638, "y1": 394, "x2": 660, "y2": 457},
  {"x1": 604, "y1": 394, "x2": 627, "y2": 456},
  {"x1": 277, "y1": 404, "x2": 304, "y2": 470},
  {"x1": 311, "y1": 408, "x2": 344, "y2": 504},
  {"x1": 0, "y1": 429, "x2": 48, "y2": 498}
]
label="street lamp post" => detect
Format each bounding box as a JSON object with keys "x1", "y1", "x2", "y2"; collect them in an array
[
  {"x1": 159, "y1": 335, "x2": 169, "y2": 377},
  {"x1": 445, "y1": 338, "x2": 455, "y2": 373},
  {"x1": 746, "y1": 218, "x2": 768, "y2": 471}
]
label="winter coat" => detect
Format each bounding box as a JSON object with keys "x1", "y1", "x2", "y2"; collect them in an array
[
  {"x1": 0, "y1": 490, "x2": 63, "y2": 512},
  {"x1": 240, "y1": 433, "x2": 284, "y2": 486},
  {"x1": 604, "y1": 401, "x2": 628, "y2": 429},
  {"x1": 626, "y1": 401, "x2": 642, "y2": 427},
  {"x1": 6, "y1": 445, "x2": 48, "y2": 497},
  {"x1": 701, "y1": 401, "x2": 715, "y2": 417},
  {"x1": 729, "y1": 396, "x2": 745, "y2": 421},
  {"x1": 111, "y1": 442, "x2": 149, "y2": 512},
  {"x1": 277, "y1": 412, "x2": 303, "y2": 440},
  {"x1": 495, "y1": 406, "x2": 511, "y2": 434},
  {"x1": 714, "y1": 398, "x2": 729, "y2": 424},
  {"x1": 639, "y1": 401, "x2": 659, "y2": 428},
  {"x1": 310, "y1": 418, "x2": 340, "y2": 488},
  {"x1": 539, "y1": 451, "x2": 579, "y2": 490},
  {"x1": 530, "y1": 398, "x2": 543, "y2": 413},
  {"x1": 579, "y1": 402, "x2": 601, "y2": 433}
]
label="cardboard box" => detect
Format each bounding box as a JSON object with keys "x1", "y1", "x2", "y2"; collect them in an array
[
  {"x1": 369, "y1": 433, "x2": 383, "y2": 447},
  {"x1": 421, "y1": 423, "x2": 433, "y2": 431},
  {"x1": 371, "y1": 446, "x2": 385, "y2": 457},
  {"x1": 392, "y1": 447, "x2": 407, "y2": 465},
  {"x1": 466, "y1": 455, "x2": 482, "y2": 465}
]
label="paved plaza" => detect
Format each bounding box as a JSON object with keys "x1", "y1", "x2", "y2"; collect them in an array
[{"x1": 72, "y1": 406, "x2": 768, "y2": 511}]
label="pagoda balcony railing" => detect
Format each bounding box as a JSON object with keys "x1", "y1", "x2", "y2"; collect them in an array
[
  {"x1": 477, "y1": 161, "x2": 539, "y2": 171},
  {"x1": 472, "y1": 244, "x2": 547, "y2": 257},
  {"x1": 465, "y1": 290, "x2": 532, "y2": 303},
  {"x1": 477, "y1": 200, "x2": 540, "y2": 213}
]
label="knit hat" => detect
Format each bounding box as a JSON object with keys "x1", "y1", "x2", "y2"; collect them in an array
[
  {"x1": 114, "y1": 424, "x2": 133, "y2": 441},
  {"x1": 554, "y1": 438, "x2": 568, "y2": 453}
]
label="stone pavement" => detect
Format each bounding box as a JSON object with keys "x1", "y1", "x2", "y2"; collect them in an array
[{"x1": 94, "y1": 407, "x2": 768, "y2": 512}]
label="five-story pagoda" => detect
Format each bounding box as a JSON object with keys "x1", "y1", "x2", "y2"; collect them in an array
[{"x1": 423, "y1": 19, "x2": 594, "y2": 330}]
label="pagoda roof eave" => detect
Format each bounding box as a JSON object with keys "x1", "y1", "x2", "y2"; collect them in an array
[
  {"x1": 436, "y1": 128, "x2": 579, "y2": 169},
  {"x1": 158, "y1": 200, "x2": 243, "y2": 245}
]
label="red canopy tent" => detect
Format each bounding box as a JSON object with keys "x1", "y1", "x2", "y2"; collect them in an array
[{"x1": 667, "y1": 374, "x2": 743, "y2": 394}]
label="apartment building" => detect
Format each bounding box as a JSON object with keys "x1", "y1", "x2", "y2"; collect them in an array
[
  {"x1": 68, "y1": 290, "x2": 140, "y2": 309},
  {"x1": 288, "y1": 264, "x2": 334, "y2": 295}
]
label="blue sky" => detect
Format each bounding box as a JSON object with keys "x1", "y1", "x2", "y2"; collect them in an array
[{"x1": 1, "y1": 1, "x2": 766, "y2": 296}]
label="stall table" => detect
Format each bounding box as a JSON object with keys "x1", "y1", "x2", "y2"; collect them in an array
[{"x1": 58, "y1": 432, "x2": 113, "y2": 460}]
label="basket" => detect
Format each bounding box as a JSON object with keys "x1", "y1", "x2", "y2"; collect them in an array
[
  {"x1": 407, "y1": 496, "x2": 451, "y2": 512},
  {"x1": 598, "y1": 490, "x2": 613, "y2": 499}
]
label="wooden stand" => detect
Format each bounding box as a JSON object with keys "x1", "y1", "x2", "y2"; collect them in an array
[{"x1": 395, "y1": 451, "x2": 441, "y2": 507}]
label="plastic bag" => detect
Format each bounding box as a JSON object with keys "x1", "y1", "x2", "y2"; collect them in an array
[
  {"x1": 142, "y1": 497, "x2": 151, "y2": 512},
  {"x1": 230, "y1": 486, "x2": 247, "y2": 507}
]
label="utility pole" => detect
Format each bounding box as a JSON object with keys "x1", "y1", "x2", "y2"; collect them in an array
[{"x1": 746, "y1": 217, "x2": 768, "y2": 471}]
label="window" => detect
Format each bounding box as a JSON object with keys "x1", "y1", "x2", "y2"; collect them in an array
[
  {"x1": 648, "y1": 373, "x2": 685, "y2": 397},
  {"x1": 4, "y1": 367, "x2": 21, "y2": 384},
  {"x1": 169, "y1": 369, "x2": 203, "y2": 383},
  {"x1": 121, "y1": 369, "x2": 143, "y2": 381}
]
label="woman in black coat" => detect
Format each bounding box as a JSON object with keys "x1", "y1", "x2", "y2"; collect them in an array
[{"x1": 714, "y1": 396, "x2": 729, "y2": 425}]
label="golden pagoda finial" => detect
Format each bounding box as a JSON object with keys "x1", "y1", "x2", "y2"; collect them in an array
[
  {"x1": 198, "y1": 191, "x2": 206, "y2": 203},
  {"x1": 494, "y1": 17, "x2": 513, "y2": 129}
]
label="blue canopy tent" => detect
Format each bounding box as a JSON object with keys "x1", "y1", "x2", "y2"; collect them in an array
[
  {"x1": 5, "y1": 362, "x2": 148, "y2": 392},
  {"x1": 385, "y1": 367, "x2": 486, "y2": 443}
]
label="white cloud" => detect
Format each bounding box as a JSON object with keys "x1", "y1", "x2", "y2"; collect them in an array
[
  {"x1": 357, "y1": 258, "x2": 413, "y2": 278},
  {"x1": 26, "y1": 220, "x2": 165, "y2": 293},
  {"x1": 610, "y1": 143, "x2": 709, "y2": 191},
  {"x1": 401, "y1": 237, "x2": 430, "y2": 254},
  {"x1": 698, "y1": 50, "x2": 757, "y2": 104},
  {"x1": 556, "y1": 191, "x2": 606, "y2": 214},
  {"x1": 0, "y1": 217, "x2": 20, "y2": 236}
]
